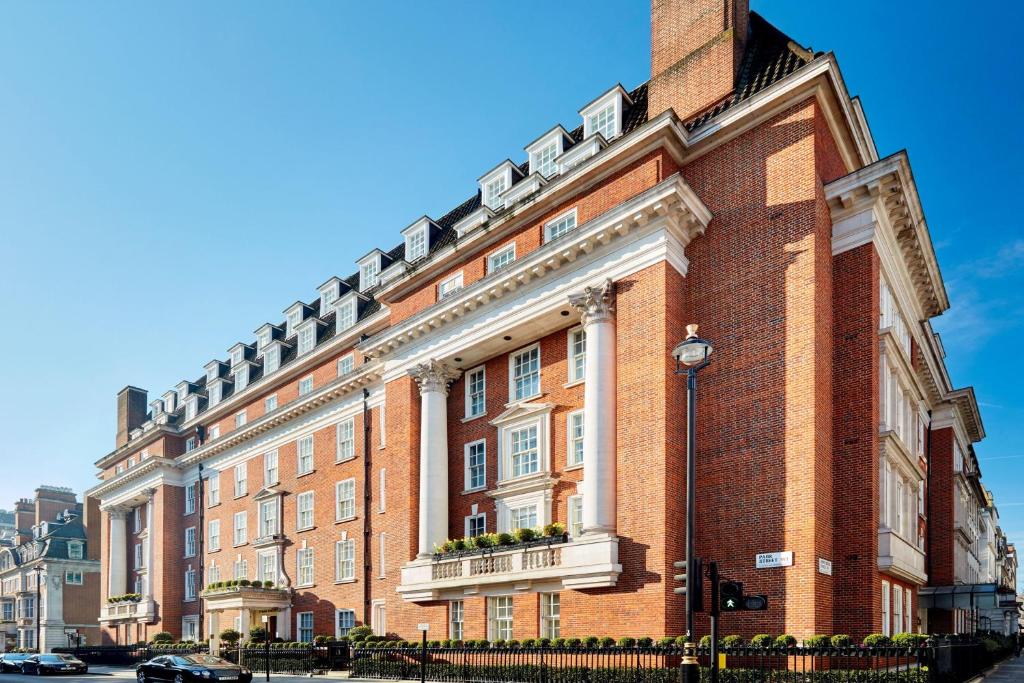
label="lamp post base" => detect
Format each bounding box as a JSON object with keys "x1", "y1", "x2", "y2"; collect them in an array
[{"x1": 680, "y1": 641, "x2": 699, "y2": 683}]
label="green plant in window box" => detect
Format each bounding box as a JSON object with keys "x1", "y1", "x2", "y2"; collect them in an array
[{"x1": 515, "y1": 527, "x2": 537, "y2": 543}]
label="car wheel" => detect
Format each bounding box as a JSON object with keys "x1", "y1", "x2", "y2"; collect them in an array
[
  {"x1": 175, "y1": 674, "x2": 184, "y2": 683},
  {"x1": 138, "y1": 671, "x2": 147, "y2": 683}
]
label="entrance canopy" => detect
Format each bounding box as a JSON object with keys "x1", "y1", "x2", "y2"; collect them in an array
[{"x1": 918, "y1": 583, "x2": 998, "y2": 610}]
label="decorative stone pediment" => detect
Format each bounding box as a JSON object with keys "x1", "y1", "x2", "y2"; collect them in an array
[{"x1": 490, "y1": 402, "x2": 555, "y2": 427}]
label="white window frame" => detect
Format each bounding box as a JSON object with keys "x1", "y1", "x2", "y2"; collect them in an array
[
  {"x1": 568, "y1": 495, "x2": 583, "y2": 538},
  {"x1": 438, "y1": 271, "x2": 464, "y2": 300},
  {"x1": 296, "y1": 547, "x2": 315, "y2": 587},
  {"x1": 234, "y1": 463, "x2": 247, "y2": 498},
  {"x1": 208, "y1": 519, "x2": 221, "y2": 551},
  {"x1": 209, "y1": 424, "x2": 221, "y2": 440},
  {"x1": 336, "y1": 418, "x2": 356, "y2": 462},
  {"x1": 234, "y1": 365, "x2": 249, "y2": 392},
  {"x1": 529, "y1": 140, "x2": 560, "y2": 178},
  {"x1": 298, "y1": 375, "x2": 314, "y2": 396},
  {"x1": 133, "y1": 507, "x2": 141, "y2": 533},
  {"x1": 580, "y1": 87, "x2": 628, "y2": 140},
  {"x1": 184, "y1": 482, "x2": 196, "y2": 515},
  {"x1": 336, "y1": 608, "x2": 356, "y2": 637},
  {"x1": 337, "y1": 354, "x2": 354, "y2": 376},
  {"x1": 335, "y1": 538, "x2": 355, "y2": 582},
  {"x1": 487, "y1": 243, "x2": 516, "y2": 273},
  {"x1": 449, "y1": 600, "x2": 464, "y2": 641},
  {"x1": 264, "y1": 450, "x2": 279, "y2": 486},
  {"x1": 297, "y1": 611, "x2": 314, "y2": 643},
  {"x1": 465, "y1": 366, "x2": 486, "y2": 419},
  {"x1": 297, "y1": 435, "x2": 314, "y2": 475},
  {"x1": 484, "y1": 176, "x2": 508, "y2": 210},
  {"x1": 882, "y1": 580, "x2": 892, "y2": 636},
  {"x1": 359, "y1": 257, "x2": 381, "y2": 291},
  {"x1": 509, "y1": 344, "x2": 542, "y2": 401},
  {"x1": 297, "y1": 323, "x2": 316, "y2": 356},
  {"x1": 296, "y1": 491, "x2": 315, "y2": 531},
  {"x1": 465, "y1": 512, "x2": 486, "y2": 538},
  {"x1": 464, "y1": 439, "x2": 487, "y2": 492},
  {"x1": 567, "y1": 327, "x2": 586, "y2": 383},
  {"x1": 184, "y1": 567, "x2": 196, "y2": 601},
  {"x1": 264, "y1": 345, "x2": 280, "y2": 375},
  {"x1": 134, "y1": 543, "x2": 143, "y2": 569},
  {"x1": 319, "y1": 281, "x2": 340, "y2": 314},
  {"x1": 68, "y1": 541, "x2": 84, "y2": 560},
  {"x1": 378, "y1": 532, "x2": 386, "y2": 578},
  {"x1": 544, "y1": 208, "x2": 577, "y2": 243},
  {"x1": 207, "y1": 473, "x2": 220, "y2": 506},
  {"x1": 335, "y1": 479, "x2": 356, "y2": 521},
  {"x1": 487, "y1": 596, "x2": 513, "y2": 641},
  {"x1": 233, "y1": 511, "x2": 247, "y2": 546},
  {"x1": 893, "y1": 584, "x2": 904, "y2": 634},
  {"x1": 335, "y1": 297, "x2": 357, "y2": 332},
  {"x1": 404, "y1": 224, "x2": 429, "y2": 261},
  {"x1": 540, "y1": 593, "x2": 560, "y2": 639},
  {"x1": 257, "y1": 550, "x2": 277, "y2": 585},
  {"x1": 378, "y1": 468, "x2": 386, "y2": 513},
  {"x1": 259, "y1": 499, "x2": 279, "y2": 538},
  {"x1": 285, "y1": 307, "x2": 304, "y2": 339},
  {"x1": 265, "y1": 394, "x2": 278, "y2": 413},
  {"x1": 235, "y1": 410, "x2": 247, "y2": 430},
  {"x1": 567, "y1": 410, "x2": 585, "y2": 467},
  {"x1": 184, "y1": 527, "x2": 196, "y2": 557}
]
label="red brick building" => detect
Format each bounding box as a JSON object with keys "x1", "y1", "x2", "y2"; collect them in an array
[{"x1": 89, "y1": 0, "x2": 1008, "y2": 645}]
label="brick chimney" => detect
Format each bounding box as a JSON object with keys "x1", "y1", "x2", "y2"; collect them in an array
[
  {"x1": 116, "y1": 385, "x2": 148, "y2": 448},
  {"x1": 14, "y1": 499, "x2": 34, "y2": 545},
  {"x1": 649, "y1": 0, "x2": 749, "y2": 123}
]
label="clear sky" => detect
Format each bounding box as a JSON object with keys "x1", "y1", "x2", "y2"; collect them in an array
[{"x1": 1, "y1": 2, "x2": 1021, "y2": 591}]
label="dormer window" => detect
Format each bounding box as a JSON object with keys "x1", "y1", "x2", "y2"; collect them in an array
[
  {"x1": 295, "y1": 318, "x2": 326, "y2": 356},
  {"x1": 284, "y1": 303, "x2": 309, "y2": 339},
  {"x1": 204, "y1": 361, "x2": 224, "y2": 383},
  {"x1": 163, "y1": 391, "x2": 177, "y2": 413},
  {"x1": 185, "y1": 395, "x2": 199, "y2": 421},
  {"x1": 264, "y1": 345, "x2": 281, "y2": 375},
  {"x1": 255, "y1": 324, "x2": 281, "y2": 355},
  {"x1": 333, "y1": 293, "x2": 362, "y2": 334},
  {"x1": 580, "y1": 84, "x2": 631, "y2": 141},
  {"x1": 150, "y1": 399, "x2": 165, "y2": 416},
  {"x1": 478, "y1": 161, "x2": 524, "y2": 211},
  {"x1": 318, "y1": 277, "x2": 343, "y2": 315},
  {"x1": 526, "y1": 126, "x2": 573, "y2": 179},
  {"x1": 208, "y1": 381, "x2": 222, "y2": 407},
  {"x1": 357, "y1": 251, "x2": 384, "y2": 290},
  {"x1": 233, "y1": 365, "x2": 250, "y2": 392}
]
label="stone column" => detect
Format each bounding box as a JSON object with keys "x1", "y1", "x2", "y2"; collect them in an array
[
  {"x1": 107, "y1": 508, "x2": 128, "y2": 597},
  {"x1": 569, "y1": 279, "x2": 617, "y2": 535},
  {"x1": 144, "y1": 490, "x2": 155, "y2": 599},
  {"x1": 408, "y1": 360, "x2": 462, "y2": 558}
]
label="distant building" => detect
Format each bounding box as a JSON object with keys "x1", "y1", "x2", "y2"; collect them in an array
[{"x1": 0, "y1": 487, "x2": 101, "y2": 652}]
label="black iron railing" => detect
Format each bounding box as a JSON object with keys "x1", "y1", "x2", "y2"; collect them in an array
[{"x1": 350, "y1": 642, "x2": 1005, "y2": 683}]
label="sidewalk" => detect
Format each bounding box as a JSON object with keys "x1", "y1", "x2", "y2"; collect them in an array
[
  {"x1": 984, "y1": 655, "x2": 1024, "y2": 682},
  {"x1": 87, "y1": 667, "x2": 350, "y2": 682}
]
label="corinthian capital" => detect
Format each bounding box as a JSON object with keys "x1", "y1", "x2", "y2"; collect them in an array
[
  {"x1": 568, "y1": 279, "x2": 615, "y2": 327},
  {"x1": 408, "y1": 360, "x2": 462, "y2": 396}
]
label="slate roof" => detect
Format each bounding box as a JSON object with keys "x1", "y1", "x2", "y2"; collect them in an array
[{"x1": 158, "y1": 12, "x2": 814, "y2": 429}]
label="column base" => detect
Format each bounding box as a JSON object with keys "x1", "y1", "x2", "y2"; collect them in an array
[{"x1": 582, "y1": 526, "x2": 616, "y2": 538}]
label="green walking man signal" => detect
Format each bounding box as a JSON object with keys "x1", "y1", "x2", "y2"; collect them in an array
[{"x1": 719, "y1": 580, "x2": 769, "y2": 612}]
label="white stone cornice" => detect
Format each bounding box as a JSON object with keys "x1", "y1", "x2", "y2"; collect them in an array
[
  {"x1": 568, "y1": 279, "x2": 615, "y2": 327},
  {"x1": 88, "y1": 458, "x2": 178, "y2": 501},
  {"x1": 361, "y1": 175, "x2": 710, "y2": 361},
  {"x1": 825, "y1": 151, "x2": 948, "y2": 319},
  {"x1": 408, "y1": 360, "x2": 462, "y2": 396}
]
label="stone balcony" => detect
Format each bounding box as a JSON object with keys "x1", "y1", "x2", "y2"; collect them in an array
[
  {"x1": 201, "y1": 584, "x2": 291, "y2": 611},
  {"x1": 397, "y1": 534, "x2": 621, "y2": 602},
  {"x1": 99, "y1": 597, "x2": 158, "y2": 624},
  {"x1": 878, "y1": 528, "x2": 927, "y2": 584}
]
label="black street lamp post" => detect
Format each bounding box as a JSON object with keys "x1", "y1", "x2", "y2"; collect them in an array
[
  {"x1": 672, "y1": 324, "x2": 713, "y2": 683},
  {"x1": 33, "y1": 565, "x2": 44, "y2": 653}
]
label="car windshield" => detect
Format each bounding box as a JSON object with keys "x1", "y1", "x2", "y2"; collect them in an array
[
  {"x1": 39, "y1": 656, "x2": 63, "y2": 662},
  {"x1": 183, "y1": 655, "x2": 229, "y2": 666},
  {"x1": 7, "y1": 655, "x2": 28, "y2": 660},
  {"x1": 58, "y1": 655, "x2": 79, "y2": 662}
]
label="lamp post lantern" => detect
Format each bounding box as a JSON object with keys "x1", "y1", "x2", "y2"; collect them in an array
[{"x1": 672, "y1": 324, "x2": 713, "y2": 683}]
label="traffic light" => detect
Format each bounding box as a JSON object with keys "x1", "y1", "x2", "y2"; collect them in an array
[
  {"x1": 720, "y1": 580, "x2": 743, "y2": 612},
  {"x1": 742, "y1": 594, "x2": 769, "y2": 611},
  {"x1": 672, "y1": 557, "x2": 704, "y2": 612}
]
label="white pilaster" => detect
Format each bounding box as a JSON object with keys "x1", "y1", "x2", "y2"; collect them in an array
[
  {"x1": 144, "y1": 490, "x2": 155, "y2": 598},
  {"x1": 107, "y1": 508, "x2": 128, "y2": 597},
  {"x1": 569, "y1": 279, "x2": 617, "y2": 536},
  {"x1": 408, "y1": 360, "x2": 462, "y2": 558}
]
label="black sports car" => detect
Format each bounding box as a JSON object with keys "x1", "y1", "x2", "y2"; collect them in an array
[
  {"x1": 18, "y1": 654, "x2": 88, "y2": 675},
  {"x1": 136, "y1": 655, "x2": 252, "y2": 683},
  {"x1": 0, "y1": 654, "x2": 31, "y2": 673}
]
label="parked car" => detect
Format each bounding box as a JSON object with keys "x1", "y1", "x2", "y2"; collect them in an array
[
  {"x1": 136, "y1": 655, "x2": 251, "y2": 683},
  {"x1": 18, "y1": 654, "x2": 88, "y2": 675},
  {"x1": 0, "y1": 654, "x2": 31, "y2": 673}
]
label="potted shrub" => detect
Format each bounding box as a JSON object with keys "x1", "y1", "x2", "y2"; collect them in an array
[
  {"x1": 497, "y1": 532, "x2": 515, "y2": 546},
  {"x1": 515, "y1": 527, "x2": 537, "y2": 543},
  {"x1": 830, "y1": 635, "x2": 852, "y2": 648},
  {"x1": 599, "y1": 637, "x2": 615, "y2": 649},
  {"x1": 803, "y1": 635, "x2": 830, "y2": 648},
  {"x1": 248, "y1": 626, "x2": 268, "y2": 643},
  {"x1": 566, "y1": 638, "x2": 582, "y2": 649},
  {"x1": 863, "y1": 634, "x2": 891, "y2": 647},
  {"x1": 152, "y1": 632, "x2": 173, "y2": 644},
  {"x1": 750, "y1": 634, "x2": 772, "y2": 648},
  {"x1": 583, "y1": 636, "x2": 600, "y2": 649},
  {"x1": 722, "y1": 635, "x2": 744, "y2": 648}
]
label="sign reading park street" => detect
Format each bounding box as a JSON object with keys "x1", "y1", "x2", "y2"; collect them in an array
[{"x1": 755, "y1": 551, "x2": 793, "y2": 569}]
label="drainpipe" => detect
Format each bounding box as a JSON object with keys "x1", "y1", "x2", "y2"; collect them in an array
[
  {"x1": 925, "y1": 410, "x2": 933, "y2": 583},
  {"x1": 362, "y1": 388, "x2": 372, "y2": 627},
  {"x1": 197, "y1": 463, "x2": 205, "y2": 644}
]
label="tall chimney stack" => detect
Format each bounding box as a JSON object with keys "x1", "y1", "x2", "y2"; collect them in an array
[
  {"x1": 116, "y1": 385, "x2": 148, "y2": 448},
  {"x1": 649, "y1": 0, "x2": 749, "y2": 123}
]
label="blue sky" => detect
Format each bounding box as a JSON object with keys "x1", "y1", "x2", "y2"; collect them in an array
[{"x1": 1, "y1": 2, "x2": 1021, "y2": 590}]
